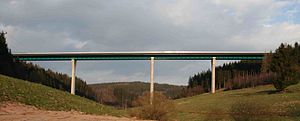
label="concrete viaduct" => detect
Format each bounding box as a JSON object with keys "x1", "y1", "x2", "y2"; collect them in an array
[{"x1": 13, "y1": 51, "x2": 265, "y2": 104}]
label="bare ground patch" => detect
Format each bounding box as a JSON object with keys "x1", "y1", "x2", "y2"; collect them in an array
[{"x1": 0, "y1": 102, "x2": 148, "y2": 121}]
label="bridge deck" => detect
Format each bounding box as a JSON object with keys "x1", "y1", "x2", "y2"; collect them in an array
[{"x1": 13, "y1": 51, "x2": 266, "y2": 61}]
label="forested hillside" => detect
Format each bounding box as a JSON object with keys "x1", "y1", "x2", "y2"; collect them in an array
[
  {"x1": 89, "y1": 82, "x2": 185, "y2": 108},
  {"x1": 186, "y1": 60, "x2": 274, "y2": 96},
  {"x1": 0, "y1": 32, "x2": 96, "y2": 100}
]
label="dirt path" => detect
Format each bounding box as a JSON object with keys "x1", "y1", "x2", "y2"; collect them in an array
[{"x1": 0, "y1": 102, "x2": 145, "y2": 121}]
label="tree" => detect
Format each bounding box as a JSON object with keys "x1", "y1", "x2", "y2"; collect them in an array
[
  {"x1": 131, "y1": 92, "x2": 174, "y2": 121},
  {"x1": 0, "y1": 31, "x2": 9, "y2": 55},
  {"x1": 269, "y1": 43, "x2": 300, "y2": 91},
  {"x1": 0, "y1": 31, "x2": 15, "y2": 76}
]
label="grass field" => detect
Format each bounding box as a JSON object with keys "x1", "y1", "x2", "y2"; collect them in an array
[
  {"x1": 0, "y1": 74, "x2": 124, "y2": 116},
  {"x1": 172, "y1": 83, "x2": 300, "y2": 121}
]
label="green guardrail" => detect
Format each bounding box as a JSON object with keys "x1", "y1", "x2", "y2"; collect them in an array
[{"x1": 15, "y1": 56, "x2": 264, "y2": 61}]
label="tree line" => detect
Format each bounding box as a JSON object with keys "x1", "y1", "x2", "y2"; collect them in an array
[{"x1": 0, "y1": 32, "x2": 96, "y2": 100}]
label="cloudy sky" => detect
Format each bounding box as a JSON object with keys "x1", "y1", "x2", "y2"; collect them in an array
[{"x1": 1, "y1": 0, "x2": 300, "y2": 85}]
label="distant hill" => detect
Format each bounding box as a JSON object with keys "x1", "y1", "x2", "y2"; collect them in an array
[{"x1": 89, "y1": 82, "x2": 185, "y2": 108}]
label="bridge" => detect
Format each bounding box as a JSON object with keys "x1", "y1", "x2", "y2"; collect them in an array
[{"x1": 13, "y1": 51, "x2": 266, "y2": 105}]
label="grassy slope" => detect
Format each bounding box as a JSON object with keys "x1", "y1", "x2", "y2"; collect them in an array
[
  {"x1": 172, "y1": 83, "x2": 300, "y2": 121},
  {"x1": 0, "y1": 74, "x2": 124, "y2": 116}
]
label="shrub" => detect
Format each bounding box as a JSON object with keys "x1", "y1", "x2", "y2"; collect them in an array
[
  {"x1": 130, "y1": 92, "x2": 174, "y2": 121},
  {"x1": 286, "y1": 102, "x2": 300, "y2": 117}
]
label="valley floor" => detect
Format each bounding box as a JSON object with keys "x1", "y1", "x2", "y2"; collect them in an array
[{"x1": 0, "y1": 102, "x2": 144, "y2": 121}]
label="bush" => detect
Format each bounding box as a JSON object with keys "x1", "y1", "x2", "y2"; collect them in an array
[
  {"x1": 286, "y1": 102, "x2": 300, "y2": 117},
  {"x1": 130, "y1": 92, "x2": 174, "y2": 121}
]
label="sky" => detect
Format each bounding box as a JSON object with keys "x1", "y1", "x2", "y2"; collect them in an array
[{"x1": 0, "y1": 0, "x2": 300, "y2": 85}]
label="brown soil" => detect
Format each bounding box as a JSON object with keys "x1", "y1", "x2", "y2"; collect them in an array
[{"x1": 0, "y1": 102, "x2": 147, "y2": 121}]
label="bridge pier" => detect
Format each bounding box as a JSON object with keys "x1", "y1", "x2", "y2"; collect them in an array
[
  {"x1": 71, "y1": 59, "x2": 77, "y2": 95},
  {"x1": 211, "y1": 57, "x2": 216, "y2": 94},
  {"x1": 150, "y1": 57, "x2": 154, "y2": 105}
]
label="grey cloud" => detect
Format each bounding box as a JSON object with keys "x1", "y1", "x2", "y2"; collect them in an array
[{"x1": 0, "y1": 0, "x2": 299, "y2": 85}]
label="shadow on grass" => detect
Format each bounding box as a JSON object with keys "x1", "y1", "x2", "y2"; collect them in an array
[
  {"x1": 255, "y1": 90, "x2": 279, "y2": 94},
  {"x1": 230, "y1": 89, "x2": 293, "y2": 97},
  {"x1": 256, "y1": 89, "x2": 294, "y2": 95}
]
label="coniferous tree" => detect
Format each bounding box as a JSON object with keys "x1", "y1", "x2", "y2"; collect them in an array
[
  {"x1": 269, "y1": 43, "x2": 300, "y2": 91},
  {"x1": 0, "y1": 31, "x2": 8, "y2": 54},
  {"x1": 0, "y1": 31, "x2": 15, "y2": 76}
]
